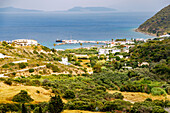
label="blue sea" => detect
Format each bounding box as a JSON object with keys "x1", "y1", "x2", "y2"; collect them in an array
[{"x1": 0, "y1": 12, "x2": 155, "y2": 49}]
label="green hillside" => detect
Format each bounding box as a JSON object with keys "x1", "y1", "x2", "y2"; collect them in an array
[{"x1": 137, "y1": 5, "x2": 170, "y2": 36}]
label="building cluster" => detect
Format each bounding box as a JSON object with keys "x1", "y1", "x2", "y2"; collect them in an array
[
  {"x1": 4, "y1": 39, "x2": 38, "y2": 46},
  {"x1": 98, "y1": 49, "x2": 121, "y2": 55}
]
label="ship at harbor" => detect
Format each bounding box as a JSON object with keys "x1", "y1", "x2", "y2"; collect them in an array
[{"x1": 56, "y1": 39, "x2": 62, "y2": 42}]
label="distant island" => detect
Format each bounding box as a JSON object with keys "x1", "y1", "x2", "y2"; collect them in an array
[
  {"x1": 68, "y1": 7, "x2": 116, "y2": 12},
  {"x1": 136, "y1": 5, "x2": 170, "y2": 36},
  {"x1": 0, "y1": 7, "x2": 116, "y2": 13},
  {"x1": 0, "y1": 7, "x2": 43, "y2": 13}
]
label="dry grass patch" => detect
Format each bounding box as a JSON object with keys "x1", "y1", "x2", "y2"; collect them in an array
[
  {"x1": 62, "y1": 110, "x2": 105, "y2": 113},
  {"x1": 108, "y1": 90, "x2": 170, "y2": 103},
  {"x1": 0, "y1": 82, "x2": 54, "y2": 103}
]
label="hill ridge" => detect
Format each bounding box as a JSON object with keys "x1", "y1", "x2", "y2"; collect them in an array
[{"x1": 137, "y1": 5, "x2": 170, "y2": 36}]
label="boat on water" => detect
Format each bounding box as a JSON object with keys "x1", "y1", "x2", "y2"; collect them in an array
[{"x1": 56, "y1": 39, "x2": 62, "y2": 42}]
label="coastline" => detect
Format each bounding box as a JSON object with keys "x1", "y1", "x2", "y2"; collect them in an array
[{"x1": 134, "y1": 28, "x2": 157, "y2": 37}]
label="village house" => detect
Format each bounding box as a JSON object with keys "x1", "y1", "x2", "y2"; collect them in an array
[
  {"x1": 138, "y1": 62, "x2": 149, "y2": 66},
  {"x1": 125, "y1": 56, "x2": 130, "y2": 59},
  {"x1": 122, "y1": 66, "x2": 132, "y2": 70},
  {"x1": 12, "y1": 59, "x2": 28, "y2": 64},
  {"x1": 75, "y1": 54, "x2": 89, "y2": 58},
  {"x1": 0, "y1": 53, "x2": 11, "y2": 59},
  {"x1": 61, "y1": 57, "x2": 69, "y2": 65}
]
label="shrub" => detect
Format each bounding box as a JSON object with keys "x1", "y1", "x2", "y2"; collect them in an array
[
  {"x1": 2, "y1": 41, "x2": 8, "y2": 46},
  {"x1": 33, "y1": 107, "x2": 39, "y2": 113},
  {"x1": 33, "y1": 50, "x2": 38, "y2": 54},
  {"x1": 18, "y1": 63, "x2": 27, "y2": 69},
  {"x1": 112, "y1": 92, "x2": 124, "y2": 100},
  {"x1": 2, "y1": 64, "x2": 9, "y2": 68},
  {"x1": 102, "y1": 99, "x2": 131, "y2": 112},
  {"x1": 151, "y1": 87, "x2": 166, "y2": 96},
  {"x1": 33, "y1": 75, "x2": 41, "y2": 79},
  {"x1": 12, "y1": 90, "x2": 34, "y2": 103},
  {"x1": 32, "y1": 80, "x2": 41, "y2": 86},
  {"x1": 116, "y1": 56, "x2": 121, "y2": 61},
  {"x1": 78, "y1": 59, "x2": 82, "y2": 62},
  {"x1": 75, "y1": 61, "x2": 81, "y2": 66},
  {"x1": 96, "y1": 86, "x2": 106, "y2": 92},
  {"x1": 9, "y1": 63, "x2": 15, "y2": 66},
  {"x1": 132, "y1": 100, "x2": 168, "y2": 113},
  {"x1": 52, "y1": 66, "x2": 60, "y2": 72},
  {"x1": 63, "y1": 90, "x2": 75, "y2": 99},
  {"x1": 0, "y1": 103, "x2": 21, "y2": 112},
  {"x1": 165, "y1": 86, "x2": 170, "y2": 95},
  {"x1": 12, "y1": 72, "x2": 16, "y2": 76},
  {"x1": 4, "y1": 79, "x2": 12, "y2": 85},
  {"x1": 153, "y1": 100, "x2": 165, "y2": 107},
  {"x1": 145, "y1": 98, "x2": 152, "y2": 102},
  {"x1": 29, "y1": 69, "x2": 34, "y2": 73},
  {"x1": 36, "y1": 90, "x2": 40, "y2": 94},
  {"x1": 165, "y1": 100, "x2": 170, "y2": 107},
  {"x1": 46, "y1": 63, "x2": 52, "y2": 68}
]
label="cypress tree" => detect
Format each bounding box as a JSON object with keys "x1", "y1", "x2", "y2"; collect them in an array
[
  {"x1": 39, "y1": 106, "x2": 42, "y2": 113},
  {"x1": 22, "y1": 103, "x2": 27, "y2": 113},
  {"x1": 48, "y1": 95, "x2": 64, "y2": 113}
]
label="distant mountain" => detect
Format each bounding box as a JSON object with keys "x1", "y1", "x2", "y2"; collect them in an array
[
  {"x1": 68, "y1": 7, "x2": 116, "y2": 12},
  {"x1": 137, "y1": 5, "x2": 170, "y2": 36},
  {"x1": 0, "y1": 7, "x2": 43, "y2": 13}
]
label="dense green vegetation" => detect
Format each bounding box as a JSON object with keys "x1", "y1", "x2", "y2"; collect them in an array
[
  {"x1": 130, "y1": 39, "x2": 170, "y2": 82},
  {"x1": 137, "y1": 5, "x2": 170, "y2": 36},
  {"x1": 0, "y1": 38, "x2": 170, "y2": 112},
  {"x1": 0, "y1": 64, "x2": 169, "y2": 112},
  {"x1": 130, "y1": 39, "x2": 170, "y2": 62}
]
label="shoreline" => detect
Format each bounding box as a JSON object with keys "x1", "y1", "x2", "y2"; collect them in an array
[{"x1": 134, "y1": 28, "x2": 157, "y2": 37}]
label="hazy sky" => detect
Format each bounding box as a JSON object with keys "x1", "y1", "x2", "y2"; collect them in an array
[{"x1": 0, "y1": 0, "x2": 169, "y2": 12}]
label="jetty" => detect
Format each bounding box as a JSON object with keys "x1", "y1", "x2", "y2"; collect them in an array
[
  {"x1": 56, "y1": 39, "x2": 138, "y2": 46},
  {"x1": 56, "y1": 40, "x2": 111, "y2": 45}
]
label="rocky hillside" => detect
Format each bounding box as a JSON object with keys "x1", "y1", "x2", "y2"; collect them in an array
[{"x1": 137, "y1": 5, "x2": 170, "y2": 36}]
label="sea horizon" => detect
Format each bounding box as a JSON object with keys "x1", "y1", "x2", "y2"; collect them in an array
[{"x1": 0, "y1": 12, "x2": 155, "y2": 49}]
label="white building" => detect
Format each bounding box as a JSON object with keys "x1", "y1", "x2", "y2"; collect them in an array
[
  {"x1": 139, "y1": 62, "x2": 149, "y2": 66},
  {"x1": 125, "y1": 56, "x2": 130, "y2": 59},
  {"x1": 136, "y1": 38, "x2": 145, "y2": 42},
  {"x1": 126, "y1": 41, "x2": 135, "y2": 44},
  {"x1": 0, "y1": 53, "x2": 11, "y2": 59},
  {"x1": 122, "y1": 66, "x2": 132, "y2": 70},
  {"x1": 108, "y1": 42, "x2": 116, "y2": 47},
  {"x1": 13, "y1": 59, "x2": 28, "y2": 64},
  {"x1": 12, "y1": 39, "x2": 38, "y2": 46},
  {"x1": 112, "y1": 49, "x2": 121, "y2": 54},
  {"x1": 75, "y1": 54, "x2": 88, "y2": 58},
  {"x1": 61, "y1": 57, "x2": 68, "y2": 65},
  {"x1": 99, "y1": 49, "x2": 108, "y2": 55},
  {"x1": 124, "y1": 49, "x2": 129, "y2": 53},
  {"x1": 160, "y1": 34, "x2": 170, "y2": 38},
  {"x1": 99, "y1": 49, "x2": 121, "y2": 55}
]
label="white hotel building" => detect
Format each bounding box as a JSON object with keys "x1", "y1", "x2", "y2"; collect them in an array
[{"x1": 12, "y1": 39, "x2": 38, "y2": 46}]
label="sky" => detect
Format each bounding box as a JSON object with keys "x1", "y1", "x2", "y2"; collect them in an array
[{"x1": 0, "y1": 0, "x2": 169, "y2": 12}]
